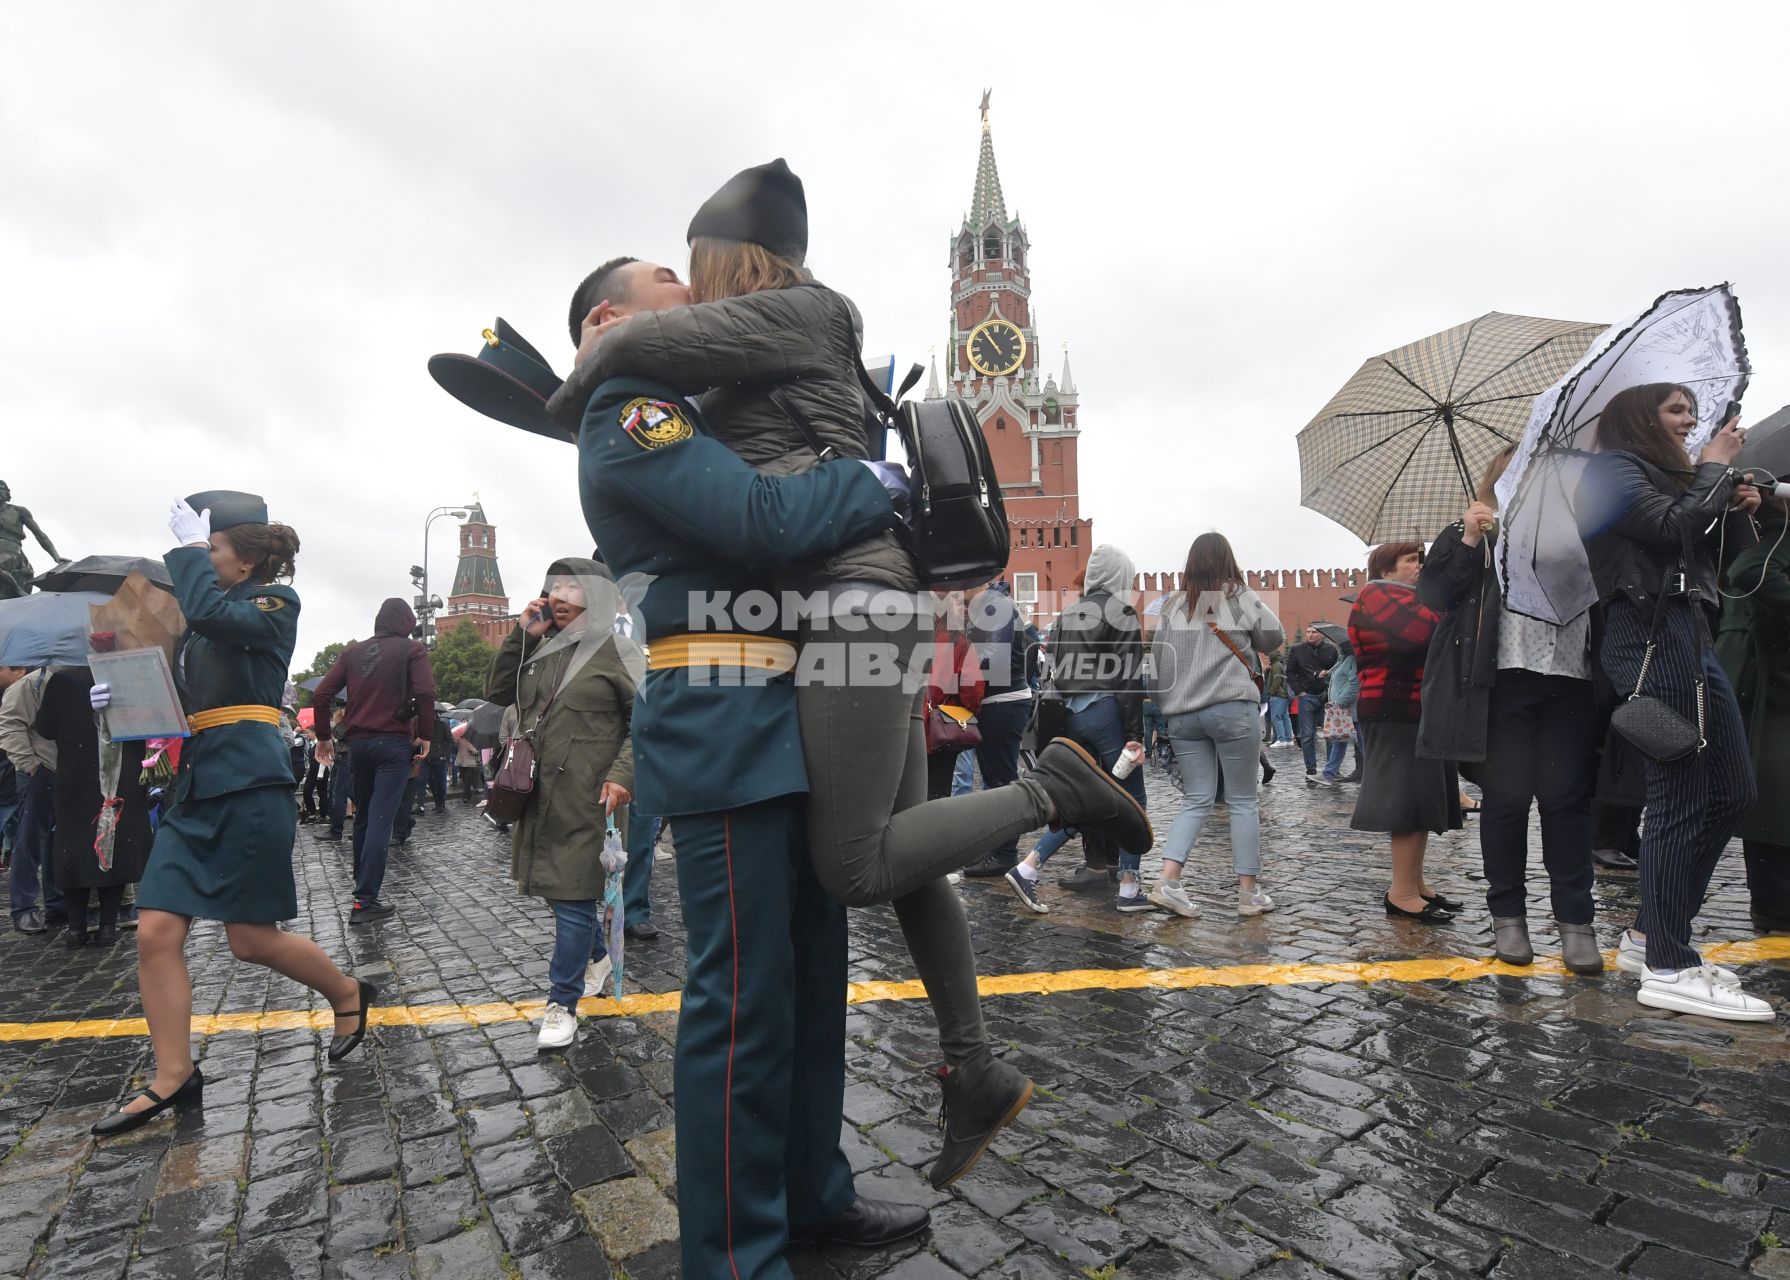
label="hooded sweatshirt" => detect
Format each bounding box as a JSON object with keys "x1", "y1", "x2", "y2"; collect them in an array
[
  {"x1": 1044, "y1": 544, "x2": 1147, "y2": 740},
  {"x1": 311, "y1": 598, "x2": 437, "y2": 743}
]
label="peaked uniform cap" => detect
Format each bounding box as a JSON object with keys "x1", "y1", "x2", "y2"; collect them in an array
[
  {"x1": 687, "y1": 158, "x2": 808, "y2": 262},
  {"x1": 429, "y1": 317, "x2": 569, "y2": 442},
  {"x1": 185, "y1": 490, "x2": 267, "y2": 531}
]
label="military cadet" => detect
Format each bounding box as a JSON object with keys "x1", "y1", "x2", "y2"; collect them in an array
[{"x1": 91, "y1": 493, "x2": 374, "y2": 1138}]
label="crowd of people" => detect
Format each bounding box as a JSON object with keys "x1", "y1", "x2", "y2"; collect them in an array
[{"x1": 2, "y1": 154, "x2": 1785, "y2": 1280}]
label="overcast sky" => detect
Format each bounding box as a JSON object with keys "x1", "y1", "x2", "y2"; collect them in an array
[{"x1": 5, "y1": 0, "x2": 1787, "y2": 667}]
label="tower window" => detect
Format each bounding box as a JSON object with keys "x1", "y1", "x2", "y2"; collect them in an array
[
  {"x1": 1053, "y1": 527, "x2": 1061, "y2": 546},
  {"x1": 1070, "y1": 526, "x2": 1079, "y2": 546},
  {"x1": 983, "y1": 233, "x2": 1001, "y2": 261},
  {"x1": 995, "y1": 417, "x2": 1006, "y2": 431}
]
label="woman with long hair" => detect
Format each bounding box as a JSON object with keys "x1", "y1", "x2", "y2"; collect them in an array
[
  {"x1": 554, "y1": 161, "x2": 1148, "y2": 1191},
  {"x1": 1141, "y1": 532, "x2": 1285, "y2": 918},
  {"x1": 1350, "y1": 541, "x2": 1465, "y2": 924},
  {"x1": 1578, "y1": 383, "x2": 1768, "y2": 1018},
  {"x1": 1419, "y1": 446, "x2": 1604, "y2": 973},
  {"x1": 89, "y1": 494, "x2": 373, "y2": 1136}
]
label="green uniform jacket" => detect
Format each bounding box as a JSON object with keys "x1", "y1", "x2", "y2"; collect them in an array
[
  {"x1": 486, "y1": 602, "x2": 637, "y2": 902},
  {"x1": 1717, "y1": 528, "x2": 1790, "y2": 843},
  {"x1": 166, "y1": 546, "x2": 300, "y2": 802},
  {"x1": 576, "y1": 376, "x2": 896, "y2": 817}
]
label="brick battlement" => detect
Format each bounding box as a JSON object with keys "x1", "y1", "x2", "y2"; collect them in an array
[{"x1": 1130, "y1": 567, "x2": 1366, "y2": 641}]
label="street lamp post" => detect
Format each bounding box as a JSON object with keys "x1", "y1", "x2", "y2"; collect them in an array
[{"x1": 419, "y1": 504, "x2": 472, "y2": 644}]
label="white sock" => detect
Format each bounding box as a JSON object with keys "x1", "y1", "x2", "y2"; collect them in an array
[
  {"x1": 1119, "y1": 880, "x2": 1140, "y2": 899},
  {"x1": 1016, "y1": 862, "x2": 1040, "y2": 882}
]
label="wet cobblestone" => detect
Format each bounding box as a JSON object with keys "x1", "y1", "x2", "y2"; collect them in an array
[{"x1": 4, "y1": 762, "x2": 1790, "y2": 1276}]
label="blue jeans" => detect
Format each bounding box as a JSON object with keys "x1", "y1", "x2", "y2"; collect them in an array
[
  {"x1": 624, "y1": 804, "x2": 659, "y2": 925},
  {"x1": 547, "y1": 898, "x2": 607, "y2": 1012},
  {"x1": 1164, "y1": 702, "x2": 1263, "y2": 877},
  {"x1": 971, "y1": 697, "x2": 1030, "y2": 864},
  {"x1": 350, "y1": 735, "x2": 415, "y2": 903},
  {"x1": 1057, "y1": 696, "x2": 1145, "y2": 873},
  {"x1": 1267, "y1": 696, "x2": 1294, "y2": 743},
  {"x1": 951, "y1": 751, "x2": 977, "y2": 796},
  {"x1": 1295, "y1": 693, "x2": 1324, "y2": 773},
  {"x1": 0, "y1": 800, "x2": 18, "y2": 857},
  {"x1": 1030, "y1": 825, "x2": 1074, "y2": 867},
  {"x1": 11, "y1": 768, "x2": 62, "y2": 920},
  {"x1": 327, "y1": 750, "x2": 352, "y2": 834}
]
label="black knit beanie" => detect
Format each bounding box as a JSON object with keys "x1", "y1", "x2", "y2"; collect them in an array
[{"x1": 686, "y1": 158, "x2": 808, "y2": 262}]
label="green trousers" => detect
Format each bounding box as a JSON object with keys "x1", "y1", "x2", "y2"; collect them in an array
[{"x1": 670, "y1": 796, "x2": 856, "y2": 1279}]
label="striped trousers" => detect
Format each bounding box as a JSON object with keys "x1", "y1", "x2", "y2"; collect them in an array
[{"x1": 1600, "y1": 598, "x2": 1756, "y2": 971}]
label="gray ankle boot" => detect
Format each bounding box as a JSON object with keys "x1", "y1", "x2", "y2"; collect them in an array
[
  {"x1": 1492, "y1": 917, "x2": 1534, "y2": 965},
  {"x1": 1557, "y1": 921, "x2": 1605, "y2": 975}
]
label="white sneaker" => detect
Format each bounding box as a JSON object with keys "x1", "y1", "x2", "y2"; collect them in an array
[
  {"x1": 1146, "y1": 880, "x2": 1199, "y2": 918},
  {"x1": 584, "y1": 956, "x2": 614, "y2": 999},
  {"x1": 1239, "y1": 888, "x2": 1277, "y2": 917},
  {"x1": 1617, "y1": 932, "x2": 1741, "y2": 986},
  {"x1": 946, "y1": 871, "x2": 963, "y2": 885},
  {"x1": 1638, "y1": 965, "x2": 1774, "y2": 1022},
  {"x1": 537, "y1": 1003, "x2": 578, "y2": 1048}
]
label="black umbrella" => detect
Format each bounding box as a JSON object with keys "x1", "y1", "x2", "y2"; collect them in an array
[
  {"x1": 1739, "y1": 404, "x2": 1790, "y2": 485},
  {"x1": 464, "y1": 700, "x2": 506, "y2": 749},
  {"x1": 298, "y1": 675, "x2": 347, "y2": 705},
  {"x1": 1312, "y1": 622, "x2": 1350, "y2": 649},
  {"x1": 32, "y1": 555, "x2": 174, "y2": 594}
]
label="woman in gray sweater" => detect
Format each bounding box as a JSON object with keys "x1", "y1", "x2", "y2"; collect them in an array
[{"x1": 1145, "y1": 533, "x2": 1286, "y2": 918}]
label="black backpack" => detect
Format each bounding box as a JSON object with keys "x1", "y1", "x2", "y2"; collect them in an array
[{"x1": 770, "y1": 336, "x2": 1011, "y2": 591}]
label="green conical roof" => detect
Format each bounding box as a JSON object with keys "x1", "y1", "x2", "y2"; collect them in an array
[{"x1": 969, "y1": 117, "x2": 1007, "y2": 229}]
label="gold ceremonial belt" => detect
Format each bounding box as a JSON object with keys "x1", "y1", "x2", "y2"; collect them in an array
[
  {"x1": 646, "y1": 633, "x2": 798, "y2": 675},
  {"x1": 188, "y1": 705, "x2": 283, "y2": 733}
]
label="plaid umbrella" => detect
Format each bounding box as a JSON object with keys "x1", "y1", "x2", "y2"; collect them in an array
[
  {"x1": 1496, "y1": 285, "x2": 1750, "y2": 623},
  {"x1": 1298, "y1": 312, "x2": 1604, "y2": 544}
]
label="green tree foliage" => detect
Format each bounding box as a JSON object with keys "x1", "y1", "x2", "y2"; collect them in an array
[
  {"x1": 293, "y1": 640, "x2": 352, "y2": 708},
  {"x1": 430, "y1": 618, "x2": 497, "y2": 705}
]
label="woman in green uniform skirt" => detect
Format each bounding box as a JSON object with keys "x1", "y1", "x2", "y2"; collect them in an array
[{"x1": 90, "y1": 492, "x2": 375, "y2": 1137}]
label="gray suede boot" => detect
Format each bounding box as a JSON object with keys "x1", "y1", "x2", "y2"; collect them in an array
[
  {"x1": 1557, "y1": 921, "x2": 1605, "y2": 975},
  {"x1": 1492, "y1": 917, "x2": 1534, "y2": 965}
]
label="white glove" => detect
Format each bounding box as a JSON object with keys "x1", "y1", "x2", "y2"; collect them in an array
[
  {"x1": 169, "y1": 498, "x2": 211, "y2": 547},
  {"x1": 859, "y1": 459, "x2": 913, "y2": 521},
  {"x1": 89, "y1": 682, "x2": 112, "y2": 711}
]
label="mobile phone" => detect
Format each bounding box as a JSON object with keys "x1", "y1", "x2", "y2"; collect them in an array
[{"x1": 1721, "y1": 400, "x2": 1742, "y2": 428}]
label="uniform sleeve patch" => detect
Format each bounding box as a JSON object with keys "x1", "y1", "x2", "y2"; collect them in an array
[
  {"x1": 618, "y1": 398, "x2": 694, "y2": 451},
  {"x1": 252, "y1": 596, "x2": 286, "y2": 612}
]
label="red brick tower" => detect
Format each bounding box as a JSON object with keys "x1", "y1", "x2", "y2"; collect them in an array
[
  {"x1": 443, "y1": 502, "x2": 514, "y2": 646},
  {"x1": 932, "y1": 92, "x2": 1091, "y2": 621}
]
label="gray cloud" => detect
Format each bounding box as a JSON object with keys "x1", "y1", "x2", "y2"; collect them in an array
[{"x1": 5, "y1": 0, "x2": 1786, "y2": 668}]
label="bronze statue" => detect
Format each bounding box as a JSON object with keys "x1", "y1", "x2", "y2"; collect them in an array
[{"x1": 0, "y1": 480, "x2": 63, "y2": 597}]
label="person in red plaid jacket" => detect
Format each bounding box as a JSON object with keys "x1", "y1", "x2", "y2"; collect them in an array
[{"x1": 1348, "y1": 542, "x2": 1464, "y2": 923}]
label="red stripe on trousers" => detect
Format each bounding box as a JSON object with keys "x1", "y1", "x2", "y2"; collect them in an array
[{"x1": 723, "y1": 814, "x2": 742, "y2": 1280}]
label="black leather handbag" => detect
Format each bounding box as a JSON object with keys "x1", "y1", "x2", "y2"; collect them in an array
[{"x1": 1610, "y1": 574, "x2": 1704, "y2": 763}]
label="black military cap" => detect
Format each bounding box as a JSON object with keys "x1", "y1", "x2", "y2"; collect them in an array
[
  {"x1": 185, "y1": 490, "x2": 267, "y2": 530},
  {"x1": 428, "y1": 318, "x2": 568, "y2": 442},
  {"x1": 687, "y1": 158, "x2": 808, "y2": 262}
]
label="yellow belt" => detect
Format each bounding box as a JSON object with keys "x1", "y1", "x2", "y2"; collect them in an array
[
  {"x1": 188, "y1": 704, "x2": 283, "y2": 733},
  {"x1": 646, "y1": 633, "x2": 798, "y2": 675}
]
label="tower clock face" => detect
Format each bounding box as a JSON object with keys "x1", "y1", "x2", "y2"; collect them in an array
[{"x1": 967, "y1": 319, "x2": 1027, "y2": 377}]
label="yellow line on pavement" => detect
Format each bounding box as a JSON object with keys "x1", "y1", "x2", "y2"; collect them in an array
[{"x1": 3, "y1": 936, "x2": 1788, "y2": 1043}]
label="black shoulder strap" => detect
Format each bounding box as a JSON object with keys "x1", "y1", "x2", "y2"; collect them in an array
[{"x1": 768, "y1": 388, "x2": 835, "y2": 462}]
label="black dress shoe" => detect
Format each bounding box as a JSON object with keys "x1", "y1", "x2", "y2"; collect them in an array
[
  {"x1": 623, "y1": 921, "x2": 660, "y2": 941},
  {"x1": 1422, "y1": 891, "x2": 1465, "y2": 913},
  {"x1": 312, "y1": 830, "x2": 342, "y2": 842},
  {"x1": 65, "y1": 928, "x2": 91, "y2": 949},
  {"x1": 1385, "y1": 893, "x2": 1456, "y2": 924},
  {"x1": 1059, "y1": 864, "x2": 1110, "y2": 891},
  {"x1": 1592, "y1": 847, "x2": 1639, "y2": 872},
  {"x1": 92, "y1": 1067, "x2": 203, "y2": 1136},
  {"x1": 94, "y1": 923, "x2": 120, "y2": 947},
  {"x1": 790, "y1": 1196, "x2": 930, "y2": 1248},
  {"x1": 328, "y1": 979, "x2": 377, "y2": 1062},
  {"x1": 962, "y1": 854, "x2": 1016, "y2": 878}
]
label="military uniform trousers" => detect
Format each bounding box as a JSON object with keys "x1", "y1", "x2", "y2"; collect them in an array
[{"x1": 670, "y1": 795, "x2": 855, "y2": 1279}]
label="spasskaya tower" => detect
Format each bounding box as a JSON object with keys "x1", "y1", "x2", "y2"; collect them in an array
[{"x1": 926, "y1": 90, "x2": 1091, "y2": 620}]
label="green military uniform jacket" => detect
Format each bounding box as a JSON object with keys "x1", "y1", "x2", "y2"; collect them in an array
[
  {"x1": 1717, "y1": 528, "x2": 1790, "y2": 843},
  {"x1": 167, "y1": 546, "x2": 301, "y2": 802},
  {"x1": 576, "y1": 376, "x2": 896, "y2": 817}
]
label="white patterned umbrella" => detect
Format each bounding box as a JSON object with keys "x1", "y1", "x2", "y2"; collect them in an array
[
  {"x1": 1496, "y1": 284, "x2": 1751, "y2": 623},
  {"x1": 1298, "y1": 313, "x2": 1605, "y2": 544}
]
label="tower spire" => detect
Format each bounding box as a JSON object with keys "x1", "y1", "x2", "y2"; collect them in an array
[
  {"x1": 926, "y1": 347, "x2": 942, "y2": 399},
  {"x1": 1060, "y1": 343, "x2": 1076, "y2": 394},
  {"x1": 969, "y1": 89, "x2": 1007, "y2": 227}
]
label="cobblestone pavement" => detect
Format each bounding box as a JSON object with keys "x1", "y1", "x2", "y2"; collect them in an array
[{"x1": 5, "y1": 759, "x2": 1790, "y2": 1279}]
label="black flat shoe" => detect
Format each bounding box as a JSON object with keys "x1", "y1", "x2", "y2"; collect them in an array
[
  {"x1": 623, "y1": 921, "x2": 660, "y2": 941},
  {"x1": 790, "y1": 1196, "x2": 930, "y2": 1248},
  {"x1": 1422, "y1": 891, "x2": 1465, "y2": 913},
  {"x1": 328, "y1": 980, "x2": 377, "y2": 1063},
  {"x1": 92, "y1": 1067, "x2": 203, "y2": 1136},
  {"x1": 93, "y1": 923, "x2": 119, "y2": 947},
  {"x1": 1385, "y1": 893, "x2": 1456, "y2": 924}
]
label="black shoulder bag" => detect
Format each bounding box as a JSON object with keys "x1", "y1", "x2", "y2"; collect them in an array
[{"x1": 1608, "y1": 569, "x2": 1704, "y2": 762}]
